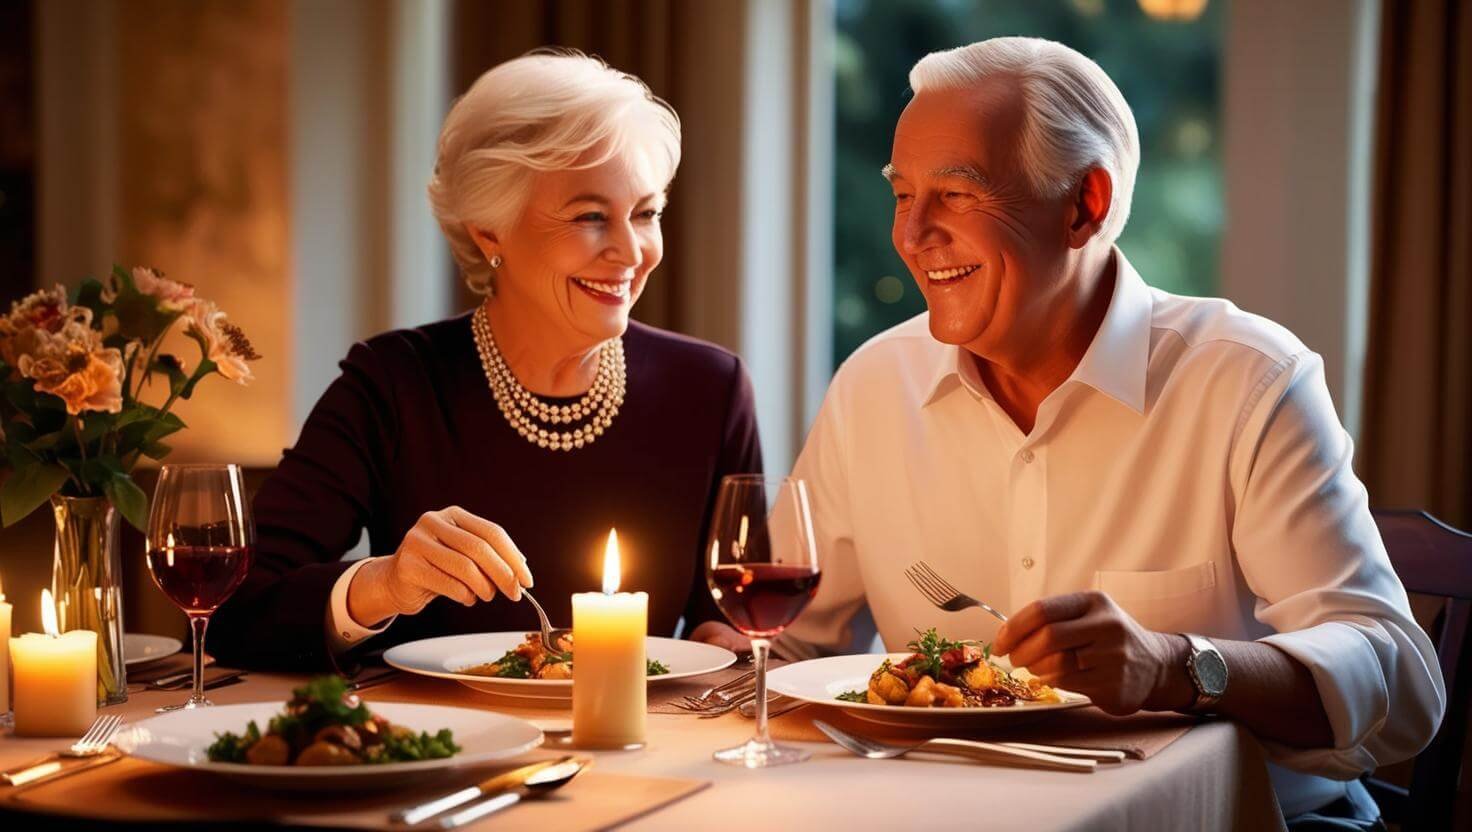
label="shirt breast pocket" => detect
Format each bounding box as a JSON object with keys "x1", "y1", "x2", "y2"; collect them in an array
[{"x1": 1094, "y1": 561, "x2": 1218, "y2": 634}]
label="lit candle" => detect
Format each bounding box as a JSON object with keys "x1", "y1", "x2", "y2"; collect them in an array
[
  {"x1": 0, "y1": 574, "x2": 10, "y2": 719},
  {"x1": 572, "y1": 529, "x2": 648, "y2": 749},
  {"x1": 10, "y1": 589, "x2": 97, "y2": 737}
]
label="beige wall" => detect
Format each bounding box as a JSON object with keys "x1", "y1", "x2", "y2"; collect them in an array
[{"x1": 38, "y1": 0, "x2": 293, "y2": 467}]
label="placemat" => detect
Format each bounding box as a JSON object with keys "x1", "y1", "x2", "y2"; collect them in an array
[
  {"x1": 770, "y1": 706, "x2": 1201, "y2": 760},
  {"x1": 5, "y1": 756, "x2": 709, "y2": 831}
]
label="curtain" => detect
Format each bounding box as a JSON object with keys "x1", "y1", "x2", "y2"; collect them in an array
[{"x1": 1359, "y1": 0, "x2": 1472, "y2": 528}]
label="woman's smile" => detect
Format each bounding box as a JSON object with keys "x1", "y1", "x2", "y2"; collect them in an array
[{"x1": 570, "y1": 276, "x2": 633, "y2": 305}]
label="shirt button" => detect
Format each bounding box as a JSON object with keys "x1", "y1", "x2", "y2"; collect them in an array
[
  {"x1": 1021, "y1": 556, "x2": 1035, "y2": 569},
  {"x1": 1020, "y1": 449, "x2": 1035, "y2": 463}
]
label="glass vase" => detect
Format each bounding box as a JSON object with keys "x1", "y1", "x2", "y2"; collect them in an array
[{"x1": 51, "y1": 494, "x2": 127, "y2": 706}]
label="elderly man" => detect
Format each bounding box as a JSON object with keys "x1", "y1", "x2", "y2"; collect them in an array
[{"x1": 781, "y1": 37, "x2": 1442, "y2": 823}]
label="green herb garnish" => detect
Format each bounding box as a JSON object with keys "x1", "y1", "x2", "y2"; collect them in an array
[
  {"x1": 646, "y1": 659, "x2": 670, "y2": 676},
  {"x1": 206, "y1": 720, "x2": 261, "y2": 763},
  {"x1": 904, "y1": 628, "x2": 982, "y2": 678},
  {"x1": 366, "y1": 728, "x2": 461, "y2": 764},
  {"x1": 835, "y1": 690, "x2": 867, "y2": 703},
  {"x1": 490, "y1": 650, "x2": 533, "y2": 678}
]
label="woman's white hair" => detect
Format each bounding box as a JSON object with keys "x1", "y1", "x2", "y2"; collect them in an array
[
  {"x1": 428, "y1": 49, "x2": 681, "y2": 295},
  {"x1": 910, "y1": 37, "x2": 1139, "y2": 244}
]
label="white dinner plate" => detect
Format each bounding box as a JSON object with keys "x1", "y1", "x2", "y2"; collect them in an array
[
  {"x1": 124, "y1": 633, "x2": 184, "y2": 667},
  {"x1": 384, "y1": 632, "x2": 739, "y2": 702},
  {"x1": 767, "y1": 653, "x2": 1091, "y2": 728},
  {"x1": 113, "y1": 701, "x2": 543, "y2": 791}
]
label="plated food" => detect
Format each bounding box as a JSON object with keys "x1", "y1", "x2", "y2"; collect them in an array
[
  {"x1": 458, "y1": 632, "x2": 670, "y2": 680},
  {"x1": 383, "y1": 632, "x2": 736, "y2": 702},
  {"x1": 838, "y1": 629, "x2": 1061, "y2": 709},
  {"x1": 207, "y1": 676, "x2": 459, "y2": 766}
]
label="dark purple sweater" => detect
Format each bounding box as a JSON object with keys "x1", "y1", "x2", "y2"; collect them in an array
[{"x1": 208, "y1": 314, "x2": 761, "y2": 670}]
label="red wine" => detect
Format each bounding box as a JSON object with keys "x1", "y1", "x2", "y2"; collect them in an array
[
  {"x1": 146, "y1": 544, "x2": 253, "y2": 615},
  {"x1": 708, "y1": 564, "x2": 821, "y2": 637}
]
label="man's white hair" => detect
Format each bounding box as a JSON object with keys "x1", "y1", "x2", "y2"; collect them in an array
[
  {"x1": 428, "y1": 49, "x2": 681, "y2": 295},
  {"x1": 910, "y1": 37, "x2": 1139, "y2": 244}
]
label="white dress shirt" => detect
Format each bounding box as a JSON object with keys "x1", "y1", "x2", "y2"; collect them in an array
[
  {"x1": 327, "y1": 559, "x2": 393, "y2": 653},
  {"x1": 782, "y1": 249, "x2": 1444, "y2": 814}
]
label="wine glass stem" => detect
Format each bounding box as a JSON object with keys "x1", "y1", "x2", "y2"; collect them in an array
[
  {"x1": 188, "y1": 614, "x2": 210, "y2": 704},
  {"x1": 751, "y1": 637, "x2": 771, "y2": 746}
]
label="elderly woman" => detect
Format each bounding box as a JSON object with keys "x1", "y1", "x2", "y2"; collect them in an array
[{"x1": 208, "y1": 51, "x2": 758, "y2": 670}]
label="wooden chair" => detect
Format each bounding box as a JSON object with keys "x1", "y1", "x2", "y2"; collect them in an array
[{"x1": 1365, "y1": 508, "x2": 1472, "y2": 830}]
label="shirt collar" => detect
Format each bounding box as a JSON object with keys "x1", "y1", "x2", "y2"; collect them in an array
[{"x1": 921, "y1": 247, "x2": 1153, "y2": 414}]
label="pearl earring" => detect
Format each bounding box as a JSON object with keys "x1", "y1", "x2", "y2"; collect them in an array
[{"x1": 489, "y1": 254, "x2": 503, "y2": 269}]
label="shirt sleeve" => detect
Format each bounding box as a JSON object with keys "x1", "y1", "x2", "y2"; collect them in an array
[
  {"x1": 207, "y1": 340, "x2": 398, "y2": 671},
  {"x1": 1229, "y1": 351, "x2": 1445, "y2": 778},
  {"x1": 680, "y1": 355, "x2": 764, "y2": 636},
  {"x1": 777, "y1": 370, "x2": 869, "y2": 658},
  {"x1": 326, "y1": 558, "x2": 398, "y2": 653}
]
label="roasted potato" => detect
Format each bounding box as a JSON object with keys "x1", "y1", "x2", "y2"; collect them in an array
[
  {"x1": 295, "y1": 741, "x2": 361, "y2": 766},
  {"x1": 244, "y1": 734, "x2": 290, "y2": 766}
]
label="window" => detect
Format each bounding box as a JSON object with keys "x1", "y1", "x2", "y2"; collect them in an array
[{"x1": 832, "y1": 0, "x2": 1223, "y2": 366}]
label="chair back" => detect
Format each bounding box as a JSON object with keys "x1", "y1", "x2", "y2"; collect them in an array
[{"x1": 1371, "y1": 508, "x2": 1472, "y2": 831}]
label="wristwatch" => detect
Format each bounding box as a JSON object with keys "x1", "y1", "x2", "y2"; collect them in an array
[{"x1": 1182, "y1": 633, "x2": 1228, "y2": 712}]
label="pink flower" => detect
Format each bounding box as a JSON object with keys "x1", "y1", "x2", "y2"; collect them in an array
[
  {"x1": 184, "y1": 300, "x2": 260, "y2": 384},
  {"x1": 100, "y1": 266, "x2": 196, "y2": 312}
]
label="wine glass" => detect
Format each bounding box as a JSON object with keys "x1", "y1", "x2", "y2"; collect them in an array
[
  {"x1": 705, "y1": 474, "x2": 821, "y2": 767},
  {"x1": 145, "y1": 464, "x2": 254, "y2": 712}
]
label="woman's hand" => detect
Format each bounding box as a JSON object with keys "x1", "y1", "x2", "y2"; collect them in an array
[
  {"x1": 346, "y1": 506, "x2": 534, "y2": 626},
  {"x1": 689, "y1": 621, "x2": 751, "y2": 654}
]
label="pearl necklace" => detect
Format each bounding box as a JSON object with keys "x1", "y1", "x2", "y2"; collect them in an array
[{"x1": 471, "y1": 305, "x2": 626, "y2": 451}]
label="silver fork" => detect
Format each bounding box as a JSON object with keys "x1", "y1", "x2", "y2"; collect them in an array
[
  {"x1": 1, "y1": 714, "x2": 124, "y2": 786},
  {"x1": 520, "y1": 590, "x2": 571, "y2": 649},
  {"x1": 671, "y1": 681, "x2": 759, "y2": 715},
  {"x1": 813, "y1": 719, "x2": 1095, "y2": 773},
  {"x1": 904, "y1": 561, "x2": 1009, "y2": 623}
]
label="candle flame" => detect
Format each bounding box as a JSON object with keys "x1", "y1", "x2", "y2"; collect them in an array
[
  {"x1": 602, "y1": 528, "x2": 621, "y2": 594},
  {"x1": 41, "y1": 588, "x2": 58, "y2": 636}
]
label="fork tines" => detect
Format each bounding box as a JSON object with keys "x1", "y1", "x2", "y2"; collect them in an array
[
  {"x1": 905, "y1": 560, "x2": 962, "y2": 607},
  {"x1": 72, "y1": 714, "x2": 123, "y2": 753}
]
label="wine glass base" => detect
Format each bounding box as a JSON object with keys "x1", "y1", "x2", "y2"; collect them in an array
[
  {"x1": 712, "y1": 738, "x2": 810, "y2": 768},
  {"x1": 155, "y1": 697, "x2": 213, "y2": 714}
]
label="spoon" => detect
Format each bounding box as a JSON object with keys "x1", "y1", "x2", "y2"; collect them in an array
[
  {"x1": 521, "y1": 590, "x2": 573, "y2": 650},
  {"x1": 435, "y1": 757, "x2": 591, "y2": 829}
]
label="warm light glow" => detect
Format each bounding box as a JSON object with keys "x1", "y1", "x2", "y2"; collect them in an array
[
  {"x1": 0, "y1": 570, "x2": 6, "y2": 601},
  {"x1": 736, "y1": 515, "x2": 749, "y2": 560},
  {"x1": 1137, "y1": 0, "x2": 1208, "y2": 21},
  {"x1": 41, "y1": 589, "x2": 58, "y2": 637},
  {"x1": 602, "y1": 529, "x2": 621, "y2": 594}
]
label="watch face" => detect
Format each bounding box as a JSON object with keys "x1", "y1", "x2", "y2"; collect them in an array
[{"x1": 1195, "y1": 650, "x2": 1229, "y2": 696}]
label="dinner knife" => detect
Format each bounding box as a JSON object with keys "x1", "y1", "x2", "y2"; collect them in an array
[{"x1": 391, "y1": 757, "x2": 569, "y2": 826}]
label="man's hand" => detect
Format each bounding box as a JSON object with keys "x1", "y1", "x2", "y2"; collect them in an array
[
  {"x1": 689, "y1": 621, "x2": 752, "y2": 654},
  {"x1": 991, "y1": 591, "x2": 1192, "y2": 716}
]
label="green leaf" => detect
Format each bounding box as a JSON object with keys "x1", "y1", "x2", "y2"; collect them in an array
[
  {"x1": 102, "y1": 473, "x2": 148, "y2": 532},
  {"x1": 1, "y1": 462, "x2": 71, "y2": 527},
  {"x1": 151, "y1": 357, "x2": 190, "y2": 398},
  {"x1": 80, "y1": 455, "x2": 126, "y2": 491},
  {"x1": 23, "y1": 429, "x2": 63, "y2": 452},
  {"x1": 72, "y1": 278, "x2": 108, "y2": 319},
  {"x1": 140, "y1": 441, "x2": 171, "y2": 460}
]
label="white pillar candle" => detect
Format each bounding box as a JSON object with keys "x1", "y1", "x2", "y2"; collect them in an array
[
  {"x1": 572, "y1": 529, "x2": 648, "y2": 749},
  {"x1": 0, "y1": 575, "x2": 11, "y2": 717},
  {"x1": 11, "y1": 589, "x2": 97, "y2": 737}
]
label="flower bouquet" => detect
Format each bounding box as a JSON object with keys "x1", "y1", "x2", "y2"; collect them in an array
[{"x1": 0, "y1": 266, "x2": 260, "y2": 703}]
